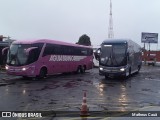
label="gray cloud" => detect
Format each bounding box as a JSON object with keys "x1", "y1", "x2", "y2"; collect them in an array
[{"x1": 0, "y1": 0, "x2": 160, "y2": 49}]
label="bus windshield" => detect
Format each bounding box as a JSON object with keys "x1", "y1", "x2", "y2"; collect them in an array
[
  {"x1": 7, "y1": 43, "x2": 43, "y2": 66},
  {"x1": 100, "y1": 43, "x2": 127, "y2": 67}
]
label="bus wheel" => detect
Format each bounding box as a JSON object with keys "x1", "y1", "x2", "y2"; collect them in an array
[
  {"x1": 39, "y1": 67, "x2": 47, "y2": 79},
  {"x1": 80, "y1": 66, "x2": 85, "y2": 74},
  {"x1": 74, "y1": 66, "x2": 80, "y2": 74},
  {"x1": 124, "y1": 72, "x2": 128, "y2": 78},
  {"x1": 137, "y1": 65, "x2": 141, "y2": 73},
  {"x1": 105, "y1": 75, "x2": 108, "y2": 79},
  {"x1": 22, "y1": 76, "x2": 29, "y2": 80}
]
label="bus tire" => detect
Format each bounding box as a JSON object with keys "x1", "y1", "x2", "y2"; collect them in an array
[
  {"x1": 124, "y1": 72, "x2": 128, "y2": 78},
  {"x1": 80, "y1": 66, "x2": 85, "y2": 74},
  {"x1": 105, "y1": 75, "x2": 108, "y2": 79},
  {"x1": 74, "y1": 66, "x2": 80, "y2": 74},
  {"x1": 137, "y1": 65, "x2": 141, "y2": 73},
  {"x1": 22, "y1": 76, "x2": 30, "y2": 80},
  {"x1": 39, "y1": 67, "x2": 47, "y2": 79},
  {"x1": 83, "y1": 65, "x2": 86, "y2": 72}
]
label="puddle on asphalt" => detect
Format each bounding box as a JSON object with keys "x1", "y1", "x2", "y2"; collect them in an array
[
  {"x1": 63, "y1": 80, "x2": 79, "y2": 88},
  {"x1": 36, "y1": 85, "x2": 60, "y2": 91},
  {"x1": 0, "y1": 82, "x2": 16, "y2": 87},
  {"x1": 141, "y1": 88, "x2": 151, "y2": 91},
  {"x1": 62, "y1": 79, "x2": 93, "y2": 89}
]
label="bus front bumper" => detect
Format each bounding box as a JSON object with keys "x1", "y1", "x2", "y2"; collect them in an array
[
  {"x1": 5, "y1": 65, "x2": 37, "y2": 77},
  {"x1": 99, "y1": 66, "x2": 128, "y2": 77}
]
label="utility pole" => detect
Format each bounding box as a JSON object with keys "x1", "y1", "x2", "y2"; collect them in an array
[{"x1": 108, "y1": 0, "x2": 114, "y2": 38}]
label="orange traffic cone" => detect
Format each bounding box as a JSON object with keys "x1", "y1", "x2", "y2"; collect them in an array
[{"x1": 80, "y1": 91, "x2": 89, "y2": 117}]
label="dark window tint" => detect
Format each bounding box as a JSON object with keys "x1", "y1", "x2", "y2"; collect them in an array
[
  {"x1": 32, "y1": 43, "x2": 44, "y2": 58},
  {"x1": 43, "y1": 43, "x2": 93, "y2": 56}
]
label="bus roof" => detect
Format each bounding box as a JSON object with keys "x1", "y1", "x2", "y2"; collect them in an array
[
  {"x1": 102, "y1": 39, "x2": 141, "y2": 48},
  {"x1": 102, "y1": 39, "x2": 131, "y2": 44},
  {"x1": 12, "y1": 39, "x2": 92, "y2": 48}
]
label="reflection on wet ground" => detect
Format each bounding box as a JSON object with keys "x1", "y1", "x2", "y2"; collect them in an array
[
  {"x1": 0, "y1": 66, "x2": 160, "y2": 113},
  {"x1": 93, "y1": 68, "x2": 160, "y2": 111}
]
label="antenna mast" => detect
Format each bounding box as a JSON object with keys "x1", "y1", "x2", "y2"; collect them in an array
[{"x1": 108, "y1": 0, "x2": 114, "y2": 38}]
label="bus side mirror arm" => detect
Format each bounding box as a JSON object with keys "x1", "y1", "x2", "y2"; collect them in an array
[
  {"x1": 25, "y1": 47, "x2": 38, "y2": 56},
  {"x1": 2, "y1": 47, "x2": 9, "y2": 55}
]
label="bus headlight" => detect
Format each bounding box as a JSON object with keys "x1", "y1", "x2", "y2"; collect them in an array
[
  {"x1": 99, "y1": 67, "x2": 104, "y2": 71},
  {"x1": 5, "y1": 66, "x2": 9, "y2": 70},
  {"x1": 22, "y1": 68, "x2": 27, "y2": 71},
  {"x1": 120, "y1": 68, "x2": 125, "y2": 71}
]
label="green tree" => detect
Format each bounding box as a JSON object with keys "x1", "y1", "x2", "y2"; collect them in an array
[{"x1": 77, "y1": 34, "x2": 91, "y2": 46}]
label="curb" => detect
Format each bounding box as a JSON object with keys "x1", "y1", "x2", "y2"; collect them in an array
[
  {"x1": 0, "y1": 81, "x2": 16, "y2": 86},
  {"x1": 2, "y1": 77, "x2": 20, "y2": 81},
  {"x1": 0, "y1": 82, "x2": 8, "y2": 86},
  {"x1": 0, "y1": 71, "x2": 6, "y2": 74},
  {"x1": 0, "y1": 72, "x2": 21, "y2": 81},
  {"x1": 1, "y1": 76, "x2": 21, "y2": 81}
]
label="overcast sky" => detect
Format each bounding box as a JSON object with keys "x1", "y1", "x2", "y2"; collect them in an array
[{"x1": 0, "y1": 0, "x2": 160, "y2": 49}]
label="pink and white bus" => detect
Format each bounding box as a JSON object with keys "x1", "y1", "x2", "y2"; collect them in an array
[{"x1": 5, "y1": 39, "x2": 93, "y2": 78}]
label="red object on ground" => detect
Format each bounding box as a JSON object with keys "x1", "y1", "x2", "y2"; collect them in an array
[{"x1": 80, "y1": 91, "x2": 89, "y2": 117}]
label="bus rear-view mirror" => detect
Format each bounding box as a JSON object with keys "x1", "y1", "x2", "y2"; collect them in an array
[
  {"x1": 25, "y1": 47, "x2": 38, "y2": 56},
  {"x1": 95, "y1": 48, "x2": 101, "y2": 61},
  {"x1": 2, "y1": 47, "x2": 9, "y2": 55}
]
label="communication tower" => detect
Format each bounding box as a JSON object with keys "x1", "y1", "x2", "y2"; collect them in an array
[{"x1": 108, "y1": 0, "x2": 114, "y2": 38}]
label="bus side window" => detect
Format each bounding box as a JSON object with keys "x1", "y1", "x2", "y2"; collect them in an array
[
  {"x1": 76, "y1": 47, "x2": 81, "y2": 55},
  {"x1": 88, "y1": 49, "x2": 93, "y2": 56},
  {"x1": 43, "y1": 44, "x2": 55, "y2": 56},
  {"x1": 28, "y1": 49, "x2": 39, "y2": 63},
  {"x1": 81, "y1": 48, "x2": 87, "y2": 56}
]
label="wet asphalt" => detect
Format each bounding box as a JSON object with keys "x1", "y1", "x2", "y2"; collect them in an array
[{"x1": 0, "y1": 65, "x2": 160, "y2": 119}]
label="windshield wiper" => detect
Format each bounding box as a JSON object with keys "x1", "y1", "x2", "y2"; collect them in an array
[
  {"x1": 10, "y1": 53, "x2": 21, "y2": 66},
  {"x1": 111, "y1": 49, "x2": 119, "y2": 66},
  {"x1": 105, "y1": 52, "x2": 112, "y2": 65}
]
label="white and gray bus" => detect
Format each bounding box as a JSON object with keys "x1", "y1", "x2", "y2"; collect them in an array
[{"x1": 99, "y1": 39, "x2": 142, "y2": 78}]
